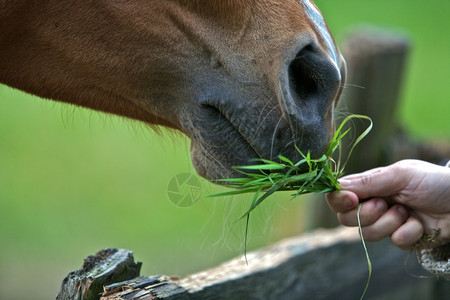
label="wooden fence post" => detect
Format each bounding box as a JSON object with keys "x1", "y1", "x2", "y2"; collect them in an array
[
  {"x1": 57, "y1": 249, "x2": 142, "y2": 300},
  {"x1": 338, "y1": 28, "x2": 411, "y2": 173},
  {"x1": 306, "y1": 28, "x2": 411, "y2": 230}
]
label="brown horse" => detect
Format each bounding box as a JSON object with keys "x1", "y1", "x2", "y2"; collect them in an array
[{"x1": 0, "y1": 0, "x2": 345, "y2": 180}]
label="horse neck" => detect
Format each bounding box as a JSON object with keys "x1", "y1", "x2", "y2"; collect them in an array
[{"x1": 0, "y1": 1, "x2": 179, "y2": 128}]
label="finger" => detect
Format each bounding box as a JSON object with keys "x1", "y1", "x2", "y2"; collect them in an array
[
  {"x1": 390, "y1": 216, "x2": 424, "y2": 250},
  {"x1": 338, "y1": 167, "x2": 384, "y2": 181},
  {"x1": 360, "y1": 205, "x2": 409, "y2": 241},
  {"x1": 326, "y1": 190, "x2": 359, "y2": 213},
  {"x1": 338, "y1": 165, "x2": 410, "y2": 200},
  {"x1": 336, "y1": 198, "x2": 388, "y2": 227}
]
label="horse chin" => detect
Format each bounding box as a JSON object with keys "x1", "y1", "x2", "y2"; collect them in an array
[{"x1": 189, "y1": 137, "x2": 259, "y2": 181}]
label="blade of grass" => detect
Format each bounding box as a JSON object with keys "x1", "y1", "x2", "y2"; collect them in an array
[
  {"x1": 336, "y1": 115, "x2": 373, "y2": 176},
  {"x1": 208, "y1": 186, "x2": 260, "y2": 197},
  {"x1": 357, "y1": 204, "x2": 372, "y2": 300},
  {"x1": 239, "y1": 183, "x2": 283, "y2": 220},
  {"x1": 278, "y1": 155, "x2": 294, "y2": 166},
  {"x1": 236, "y1": 164, "x2": 286, "y2": 171}
]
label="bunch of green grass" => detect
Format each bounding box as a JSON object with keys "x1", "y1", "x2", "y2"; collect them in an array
[
  {"x1": 210, "y1": 114, "x2": 373, "y2": 299},
  {"x1": 212, "y1": 114, "x2": 372, "y2": 220}
]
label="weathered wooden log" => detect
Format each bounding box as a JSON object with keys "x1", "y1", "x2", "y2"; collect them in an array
[
  {"x1": 100, "y1": 276, "x2": 188, "y2": 300},
  {"x1": 96, "y1": 227, "x2": 447, "y2": 300},
  {"x1": 387, "y1": 128, "x2": 450, "y2": 165},
  {"x1": 57, "y1": 248, "x2": 142, "y2": 300}
]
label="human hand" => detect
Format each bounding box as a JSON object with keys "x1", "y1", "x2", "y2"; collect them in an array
[{"x1": 326, "y1": 159, "x2": 450, "y2": 249}]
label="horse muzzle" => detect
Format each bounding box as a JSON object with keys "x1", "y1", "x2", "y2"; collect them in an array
[{"x1": 187, "y1": 38, "x2": 346, "y2": 181}]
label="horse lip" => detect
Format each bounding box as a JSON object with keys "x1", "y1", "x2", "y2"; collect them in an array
[
  {"x1": 203, "y1": 103, "x2": 263, "y2": 160},
  {"x1": 190, "y1": 103, "x2": 263, "y2": 179},
  {"x1": 201, "y1": 100, "x2": 318, "y2": 165}
]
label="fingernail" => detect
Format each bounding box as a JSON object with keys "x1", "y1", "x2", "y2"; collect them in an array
[
  {"x1": 343, "y1": 196, "x2": 354, "y2": 209},
  {"x1": 397, "y1": 205, "x2": 408, "y2": 218},
  {"x1": 338, "y1": 179, "x2": 351, "y2": 188},
  {"x1": 375, "y1": 199, "x2": 386, "y2": 212}
]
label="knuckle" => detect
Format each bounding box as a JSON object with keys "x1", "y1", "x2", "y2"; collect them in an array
[
  {"x1": 337, "y1": 213, "x2": 354, "y2": 226},
  {"x1": 390, "y1": 160, "x2": 412, "y2": 174},
  {"x1": 361, "y1": 228, "x2": 384, "y2": 241},
  {"x1": 359, "y1": 174, "x2": 372, "y2": 186}
]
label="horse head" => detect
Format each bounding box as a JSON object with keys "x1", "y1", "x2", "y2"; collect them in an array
[{"x1": 0, "y1": 0, "x2": 345, "y2": 180}]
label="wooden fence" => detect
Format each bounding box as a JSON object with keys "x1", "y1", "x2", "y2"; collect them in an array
[
  {"x1": 57, "y1": 28, "x2": 450, "y2": 300},
  {"x1": 58, "y1": 227, "x2": 449, "y2": 300}
]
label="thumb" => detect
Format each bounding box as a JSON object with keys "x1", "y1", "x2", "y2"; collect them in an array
[{"x1": 338, "y1": 166, "x2": 409, "y2": 200}]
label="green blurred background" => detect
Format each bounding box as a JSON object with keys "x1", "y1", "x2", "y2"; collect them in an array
[{"x1": 1, "y1": 1, "x2": 449, "y2": 299}]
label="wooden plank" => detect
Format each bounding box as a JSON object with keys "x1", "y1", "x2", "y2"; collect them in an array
[{"x1": 99, "y1": 227, "x2": 445, "y2": 300}]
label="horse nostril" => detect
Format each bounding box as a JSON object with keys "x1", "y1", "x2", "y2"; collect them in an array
[
  {"x1": 288, "y1": 44, "x2": 319, "y2": 102},
  {"x1": 285, "y1": 42, "x2": 341, "y2": 115},
  {"x1": 279, "y1": 42, "x2": 342, "y2": 156}
]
